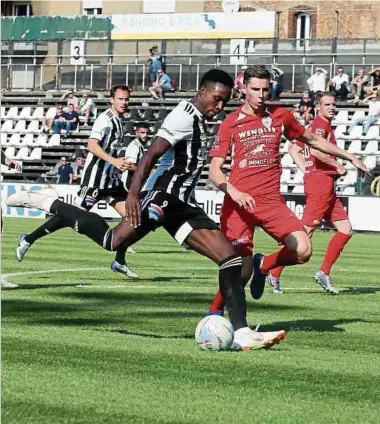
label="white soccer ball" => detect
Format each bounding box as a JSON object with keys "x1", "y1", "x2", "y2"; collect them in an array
[{"x1": 195, "y1": 315, "x2": 234, "y2": 351}]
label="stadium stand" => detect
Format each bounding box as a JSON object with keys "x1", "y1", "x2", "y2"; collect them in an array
[{"x1": 1, "y1": 90, "x2": 380, "y2": 193}]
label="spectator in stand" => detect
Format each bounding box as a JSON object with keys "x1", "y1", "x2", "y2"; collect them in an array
[
  {"x1": 71, "y1": 156, "x2": 85, "y2": 184},
  {"x1": 41, "y1": 104, "x2": 64, "y2": 134},
  {"x1": 51, "y1": 157, "x2": 74, "y2": 184},
  {"x1": 367, "y1": 67, "x2": 380, "y2": 94},
  {"x1": 53, "y1": 104, "x2": 79, "y2": 137},
  {"x1": 362, "y1": 157, "x2": 380, "y2": 195},
  {"x1": 292, "y1": 92, "x2": 315, "y2": 126},
  {"x1": 60, "y1": 89, "x2": 79, "y2": 109},
  {"x1": 234, "y1": 65, "x2": 247, "y2": 99},
  {"x1": 329, "y1": 67, "x2": 350, "y2": 100},
  {"x1": 307, "y1": 67, "x2": 328, "y2": 94},
  {"x1": 148, "y1": 69, "x2": 172, "y2": 100},
  {"x1": 350, "y1": 68, "x2": 369, "y2": 102},
  {"x1": 149, "y1": 54, "x2": 163, "y2": 83},
  {"x1": 270, "y1": 65, "x2": 284, "y2": 100},
  {"x1": 343, "y1": 91, "x2": 380, "y2": 137},
  {"x1": 149, "y1": 44, "x2": 162, "y2": 61},
  {"x1": 77, "y1": 92, "x2": 96, "y2": 126}
]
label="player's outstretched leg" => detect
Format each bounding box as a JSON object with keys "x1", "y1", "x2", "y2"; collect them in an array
[
  {"x1": 268, "y1": 266, "x2": 284, "y2": 295},
  {"x1": 16, "y1": 216, "x2": 67, "y2": 262},
  {"x1": 111, "y1": 248, "x2": 139, "y2": 279},
  {"x1": 6, "y1": 189, "x2": 144, "y2": 278},
  {"x1": 187, "y1": 229, "x2": 286, "y2": 351}
]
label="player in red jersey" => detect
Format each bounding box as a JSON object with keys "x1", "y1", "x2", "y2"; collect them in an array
[
  {"x1": 268, "y1": 92, "x2": 352, "y2": 295},
  {"x1": 207, "y1": 66, "x2": 368, "y2": 314}
]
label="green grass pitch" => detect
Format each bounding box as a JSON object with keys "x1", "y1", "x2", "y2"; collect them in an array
[{"x1": 1, "y1": 217, "x2": 380, "y2": 424}]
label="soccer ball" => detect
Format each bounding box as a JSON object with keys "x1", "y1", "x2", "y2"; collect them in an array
[{"x1": 195, "y1": 315, "x2": 234, "y2": 351}]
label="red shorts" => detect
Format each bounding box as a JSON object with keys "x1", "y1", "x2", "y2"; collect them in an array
[
  {"x1": 302, "y1": 173, "x2": 348, "y2": 227},
  {"x1": 221, "y1": 192, "x2": 305, "y2": 257}
]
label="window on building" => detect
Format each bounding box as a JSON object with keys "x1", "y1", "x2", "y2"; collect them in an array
[
  {"x1": 83, "y1": 8, "x2": 102, "y2": 15},
  {"x1": 12, "y1": 3, "x2": 32, "y2": 16},
  {"x1": 296, "y1": 13, "x2": 311, "y2": 49},
  {"x1": 143, "y1": 0, "x2": 175, "y2": 13}
]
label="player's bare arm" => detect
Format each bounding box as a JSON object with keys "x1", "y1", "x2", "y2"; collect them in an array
[
  {"x1": 126, "y1": 137, "x2": 171, "y2": 227},
  {"x1": 299, "y1": 130, "x2": 370, "y2": 176},
  {"x1": 87, "y1": 138, "x2": 129, "y2": 171},
  {"x1": 209, "y1": 156, "x2": 255, "y2": 210},
  {"x1": 288, "y1": 143, "x2": 306, "y2": 172}
]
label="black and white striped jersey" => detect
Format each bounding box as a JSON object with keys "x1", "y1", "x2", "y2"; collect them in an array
[
  {"x1": 143, "y1": 100, "x2": 208, "y2": 203},
  {"x1": 118, "y1": 138, "x2": 145, "y2": 191},
  {"x1": 81, "y1": 108, "x2": 124, "y2": 189}
]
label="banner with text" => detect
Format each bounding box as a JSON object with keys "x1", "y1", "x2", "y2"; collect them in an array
[{"x1": 111, "y1": 12, "x2": 275, "y2": 40}]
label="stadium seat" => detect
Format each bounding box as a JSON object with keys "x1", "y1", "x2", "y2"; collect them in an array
[
  {"x1": 336, "y1": 138, "x2": 345, "y2": 149},
  {"x1": 1, "y1": 120, "x2": 14, "y2": 133},
  {"x1": 157, "y1": 108, "x2": 168, "y2": 121},
  {"x1": 1, "y1": 133, "x2": 8, "y2": 145},
  {"x1": 364, "y1": 139, "x2": 379, "y2": 154},
  {"x1": 292, "y1": 170, "x2": 304, "y2": 183},
  {"x1": 292, "y1": 185, "x2": 304, "y2": 193},
  {"x1": 351, "y1": 110, "x2": 366, "y2": 121},
  {"x1": 334, "y1": 110, "x2": 348, "y2": 123},
  {"x1": 93, "y1": 107, "x2": 98, "y2": 119},
  {"x1": 364, "y1": 155, "x2": 376, "y2": 169},
  {"x1": 0, "y1": 106, "x2": 5, "y2": 117},
  {"x1": 30, "y1": 148, "x2": 42, "y2": 160},
  {"x1": 280, "y1": 184, "x2": 288, "y2": 193},
  {"x1": 214, "y1": 111, "x2": 226, "y2": 121},
  {"x1": 143, "y1": 109, "x2": 154, "y2": 120},
  {"x1": 6, "y1": 107, "x2": 18, "y2": 118},
  {"x1": 347, "y1": 139, "x2": 362, "y2": 154},
  {"x1": 280, "y1": 168, "x2": 291, "y2": 183},
  {"x1": 32, "y1": 107, "x2": 44, "y2": 118},
  {"x1": 45, "y1": 107, "x2": 57, "y2": 119},
  {"x1": 21, "y1": 133, "x2": 34, "y2": 146},
  {"x1": 35, "y1": 134, "x2": 48, "y2": 146},
  {"x1": 20, "y1": 107, "x2": 32, "y2": 118},
  {"x1": 281, "y1": 153, "x2": 295, "y2": 167},
  {"x1": 49, "y1": 134, "x2": 61, "y2": 146},
  {"x1": 334, "y1": 125, "x2": 347, "y2": 139},
  {"x1": 280, "y1": 140, "x2": 290, "y2": 154},
  {"x1": 349, "y1": 126, "x2": 363, "y2": 140},
  {"x1": 27, "y1": 120, "x2": 40, "y2": 133},
  {"x1": 365, "y1": 126, "x2": 379, "y2": 139},
  {"x1": 9, "y1": 133, "x2": 21, "y2": 146},
  {"x1": 343, "y1": 187, "x2": 355, "y2": 195},
  {"x1": 123, "y1": 121, "x2": 134, "y2": 135},
  {"x1": 14, "y1": 120, "x2": 26, "y2": 133},
  {"x1": 4, "y1": 147, "x2": 16, "y2": 159},
  {"x1": 129, "y1": 108, "x2": 140, "y2": 121},
  {"x1": 343, "y1": 170, "x2": 358, "y2": 184},
  {"x1": 15, "y1": 147, "x2": 30, "y2": 160}
]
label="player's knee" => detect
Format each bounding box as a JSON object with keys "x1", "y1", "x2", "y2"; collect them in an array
[{"x1": 296, "y1": 238, "x2": 312, "y2": 264}]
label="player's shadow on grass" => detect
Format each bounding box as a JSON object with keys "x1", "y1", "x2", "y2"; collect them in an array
[
  {"x1": 13, "y1": 283, "x2": 82, "y2": 290},
  {"x1": 109, "y1": 329, "x2": 194, "y2": 340},
  {"x1": 341, "y1": 286, "x2": 380, "y2": 295},
  {"x1": 262, "y1": 318, "x2": 368, "y2": 333}
]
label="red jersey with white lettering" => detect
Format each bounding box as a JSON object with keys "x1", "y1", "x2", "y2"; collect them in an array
[
  {"x1": 210, "y1": 105, "x2": 305, "y2": 195},
  {"x1": 295, "y1": 115, "x2": 338, "y2": 177}
]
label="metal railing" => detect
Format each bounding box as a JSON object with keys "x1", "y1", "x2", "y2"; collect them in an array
[{"x1": 1, "y1": 52, "x2": 380, "y2": 91}]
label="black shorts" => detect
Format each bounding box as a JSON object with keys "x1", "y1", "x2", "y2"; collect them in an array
[
  {"x1": 75, "y1": 185, "x2": 128, "y2": 210},
  {"x1": 140, "y1": 191, "x2": 219, "y2": 244}
]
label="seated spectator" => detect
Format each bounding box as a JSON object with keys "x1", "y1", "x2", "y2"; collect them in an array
[
  {"x1": 71, "y1": 156, "x2": 85, "y2": 184},
  {"x1": 41, "y1": 104, "x2": 64, "y2": 133},
  {"x1": 77, "y1": 92, "x2": 96, "y2": 125},
  {"x1": 51, "y1": 157, "x2": 74, "y2": 184},
  {"x1": 343, "y1": 91, "x2": 380, "y2": 137},
  {"x1": 367, "y1": 67, "x2": 380, "y2": 95},
  {"x1": 233, "y1": 65, "x2": 247, "y2": 99},
  {"x1": 270, "y1": 65, "x2": 284, "y2": 100},
  {"x1": 350, "y1": 68, "x2": 369, "y2": 102},
  {"x1": 362, "y1": 157, "x2": 380, "y2": 195},
  {"x1": 292, "y1": 92, "x2": 315, "y2": 126},
  {"x1": 307, "y1": 67, "x2": 328, "y2": 94},
  {"x1": 60, "y1": 89, "x2": 79, "y2": 109},
  {"x1": 149, "y1": 69, "x2": 172, "y2": 100},
  {"x1": 329, "y1": 67, "x2": 350, "y2": 100},
  {"x1": 53, "y1": 104, "x2": 79, "y2": 137}
]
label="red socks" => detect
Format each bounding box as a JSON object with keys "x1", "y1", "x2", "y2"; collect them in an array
[
  {"x1": 320, "y1": 232, "x2": 351, "y2": 275},
  {"x1": 271, "y1": 266, "x2": 285, "y2": 278},
  {"x1": 209, "y1": 289, "x2": 225, "y2": 313},
  {"x1": 261, "y1": 246, "x2": 301, "y2": 274}
]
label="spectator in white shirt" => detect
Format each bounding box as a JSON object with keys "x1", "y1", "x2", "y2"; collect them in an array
[
  {"x1": 78, "y1": 92, "x2": 96, "y2": 126},
  {"x1": 307, "y1": 67, "x2": 328, "y2": 94},
  {"x1": 329, "y1": 67, "x2": 350, "y2": 100},
  {"x1": 344, "y1": 91, "x2": 380, "y2": 137}
]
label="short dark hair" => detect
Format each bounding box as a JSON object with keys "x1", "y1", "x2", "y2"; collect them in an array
[
  {"x1": 243, "y1": 66, "x2": 270, "y2": 85},
  {"x1": 199, "y1": 69, "x2": 234, "y2": 90},
  {"x1": 315, "y1": 92, "x2": 336, "y2": 104},
  {"x1": 110, "y1": 85, "x2": 130, "y2": 98},
  {"x1": 135, "y1": 122, "x2": 149, "y2": 131}
]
